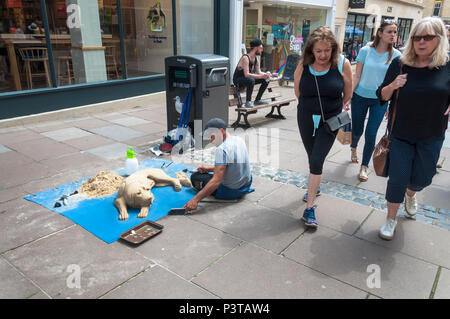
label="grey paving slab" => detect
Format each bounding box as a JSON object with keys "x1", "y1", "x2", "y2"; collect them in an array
[
  {"x1": 0, "y1": 144, "x2": 11, "y2": 153},
  {"x1": 84, "y1": 142, "x2": 130, "y2": 161},
  {"x1": 88, "y1": 124, "x2": 147, "y2": 142},
  {"x1": 192, "y1": 242, "x2": 367, "y2": 299},
  {"x1": 257, "y1": 183, "x2": 308, "y2": 216},
  {"x1": 3, "y1": 225, "x2": 153, "y2": 299},
  {"x1": 434, "y1": 267, "x2": 450, "y2": 299},
  {"x1": 6, "y1": 137, "x2": 79, "y2": 161},
  {"x1": 189, "y1": 200, "x2": 306, "y2": 254},
  {"x1": 134, "y1": 215, "x2": 241, "y2": 280},
  {"x1": 72, "y1": 118, "x2": 111, "y2": 130},
  {"x1": 0, "y1": 129, "x2": 43, "y2": 147},
  {"x1": 29, "y1": 122, "x2": 75, "y2": 133},
  {"x1": 0, "y1": 257, "x2": 40, "y2": 299},
  {"x1": 131, "y1": 122, "x2": 167, "y2": 135},
  {"x1": 258, "y1": 185, "x2": 373, "y2": 235},
  {"x1": 123, "y1": 133, "x2": 163, "y2": 148},
  {"x1": 28, "y1": 291, "x2": 51, "y2": 299},
  {"x1": 354, "y1": 209, "x2": 450, "y2": 269},
  {"x1": 243, "y1": 175, "x2": 284, "y2": 203},
  {"x1": 40, "y1": 127, "x2": 93, "y2": 142},
  {"x1": 103, "y1": 265, "x2": 217, "y2": 299},
  {"x1": 127, "y1": 109, "x2": 167, "y2": 123},
  {"x1": 0, "y1": 198, "x2": 74, "y2": 253},
  {"x1": 0, "y1": 150, "x2": 34, "y2": 169},
  {"x1": 0, "y1": 185, "x2": 27, "y2": 203},
  {"x1": 306, "y1": 194, "x2": 373, "y2": 236},
  {"x1": 321, "y1": 161, "x2": 361, "y2": 187},
  {"x1": 108, "y1": 116, "x2": 151, "y2": 127},
  {"x1": 0, "y1": 161, "x2": 52, "y2": 189},
  {"x1": 60, "y1": 134, "x2": 116, "y2": 151},
  {"x1": 417, "y1": 185, "x2": 450, "y2": 211},
  {"x1": 284, "y1": 226, "x2": 438, "y2": 299},
  {"x1": 94, "y1": 112, "x2": 126, "y2": 120},
  {"x1": 430, "y1": 169, "x2": 450, "y2": 189},
  {"x1": 354, "y1": 171, "x2": 389, "y2": 195},
  {"x1": 39, "y1": 152, "x2": 107, "y2": 175}
]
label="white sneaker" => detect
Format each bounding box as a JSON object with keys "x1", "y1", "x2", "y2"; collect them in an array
[
  {"x1": 404, "y1": 193, "x2": 418, "y2": 216},
  {"x1": 378, "y1": 218, "x2": 397, "y2": 240}
]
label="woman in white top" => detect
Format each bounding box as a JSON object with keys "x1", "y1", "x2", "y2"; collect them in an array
[{"x1": 350, "y1": 21, "x2": 401, "y2": 181}]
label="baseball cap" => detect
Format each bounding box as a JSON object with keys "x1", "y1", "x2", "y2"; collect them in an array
[
  {"x1": 250, "y1": 39, "x2": 263, "y2": 48},
  {"x1": 201, "y1": 117, "x2": 227, "y2": 138}
]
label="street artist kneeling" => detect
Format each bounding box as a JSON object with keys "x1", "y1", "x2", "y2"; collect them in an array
[{"x1": 184, "y1": 118, "x2": 255, "y2": 212}]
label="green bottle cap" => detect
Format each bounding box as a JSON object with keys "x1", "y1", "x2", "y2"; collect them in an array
[{"x1": 126, "y1": 147, "x2": 135, "y2": 159}]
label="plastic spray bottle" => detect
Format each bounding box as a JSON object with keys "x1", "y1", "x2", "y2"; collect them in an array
[{"x1": 125, "y1": 147, "x2": 139, "y2": 176}]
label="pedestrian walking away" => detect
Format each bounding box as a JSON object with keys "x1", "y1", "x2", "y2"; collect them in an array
[
  {"x1": 293, "y1": 26, "x2": 353, "y2": 228},
  {"x1": 350, "y1": 20, "x2": 402, "y2": 182},
  {"x1": 376, "y1": 16, "x2": 450, "y2": 240}
]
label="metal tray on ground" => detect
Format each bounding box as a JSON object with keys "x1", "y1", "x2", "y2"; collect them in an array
[{"x1": 120, "y1": 221, "x2": 164, "y2": 245}]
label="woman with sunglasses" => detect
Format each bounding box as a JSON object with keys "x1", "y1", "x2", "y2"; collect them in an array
[
  {"x1": 350, "y1": 21, "x2": 401, "y2": 182},
  {"x1": 376, "y1": 17, "x2": 450, "y2": 240}
]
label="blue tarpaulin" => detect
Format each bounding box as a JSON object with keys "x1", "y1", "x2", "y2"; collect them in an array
[{"x1": 25, "y1": 158, "x2": 197, "y2": 244}]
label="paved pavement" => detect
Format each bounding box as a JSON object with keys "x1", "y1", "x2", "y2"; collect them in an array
[{"x1": 0, "y1": 85, "x2": 449, "y2": 300}]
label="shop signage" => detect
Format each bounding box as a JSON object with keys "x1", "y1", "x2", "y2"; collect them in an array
[
  {"x1": 283, "y1": 54, "x2": 299, "y2": 81},
  {"x1": 289, "y1": 35, "x2": 303, "y2": 53},
  {"x1": 7, "y1": 0, "x2": 22, "y2": 8},
  {"x1": 349, "y1": 0, "x2": 366, "y2": 9}
]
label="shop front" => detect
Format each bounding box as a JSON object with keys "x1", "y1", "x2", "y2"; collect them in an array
[
  {"x1": 336, "y1": 0, "x2": 425, "y2": 63},
  {"x1": 0, "y1": 0, "x2": 229, "y2": 120},
  {"x1": 231, "y1": 0, "x2": 334, "y2": 76}
]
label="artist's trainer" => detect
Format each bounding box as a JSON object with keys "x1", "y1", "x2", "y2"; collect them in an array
[{"x1": 184, "y1": 118, "x2": 254, "y2": 211}]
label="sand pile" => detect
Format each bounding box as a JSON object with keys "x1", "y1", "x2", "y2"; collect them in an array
[{"x1": 80, "y1": 171, "x2": 124, "y2": 198}]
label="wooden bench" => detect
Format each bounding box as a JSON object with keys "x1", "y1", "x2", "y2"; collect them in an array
[{"x1": 229, "y1": 80, "x2": 296, "y2": 128}]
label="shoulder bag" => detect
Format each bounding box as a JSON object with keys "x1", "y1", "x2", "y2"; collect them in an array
[
  {"x1": 312, "y1": 71, "x2": 351, "y2": 134},
  {"x1": 372, "y1": 63, "x2": 403, "y2": 177}
]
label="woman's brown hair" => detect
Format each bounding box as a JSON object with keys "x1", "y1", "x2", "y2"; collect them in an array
[
  {"x1": 301, "y1": 26, "x2": 341, "y2": 69},
  {"x1": 370, "y1": 21, "x2": 398, "y2": 64}
]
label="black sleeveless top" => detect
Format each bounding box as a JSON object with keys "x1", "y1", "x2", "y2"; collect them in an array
[
  {"x1": 298, "y1": 63, "x2": 344, "y2": 119},
  {"x1": 233, "y1": 54, "x2": 257, "y2": 82}
]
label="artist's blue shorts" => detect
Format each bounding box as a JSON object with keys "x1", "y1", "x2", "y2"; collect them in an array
[{"x1": 191, "y1": 172, "x2": 255, "y2": 200}]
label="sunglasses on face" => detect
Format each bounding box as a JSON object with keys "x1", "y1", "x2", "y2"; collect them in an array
[{"x1": 412, "y1": 34, "x2": 437, "y2": 42}]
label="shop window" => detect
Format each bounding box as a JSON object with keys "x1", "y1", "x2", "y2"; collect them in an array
[
  {"x1": 48, "y1": 0, "x2": 123, "y2": 86},
  {"x1": 243, "y1": 2, "x2": 326, "y2": 73},
  {"x1": 397, "y1": 18, "x2": 412, "y2": 49},
  {"x1": 175, "y1": 0, "x2": 214, "y2": 55},
  {"x1": 0, "y1": 0, "x2": 47, "y2": 92},
  {"x1": 343, "y1": 13, "x2": 374, "y2": 63},
  {"x1": 433, "y1": 0, "x2": 442, "y2": 17},
  {"x1": 121, "y1": 0, "x2": 174, "y2": 78}
]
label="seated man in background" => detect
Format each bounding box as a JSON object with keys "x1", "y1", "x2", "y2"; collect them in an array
[
  {"x1": 184, "y1": 118, "x2": 254, "y2": 212},
  {"x1": 233, "y1": 39, "x2": 272, "y2": 108}
]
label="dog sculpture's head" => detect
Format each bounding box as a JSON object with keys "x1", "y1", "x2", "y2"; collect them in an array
[{"x1": 126, "y1": 180, "x2": 155, "y2": 207}]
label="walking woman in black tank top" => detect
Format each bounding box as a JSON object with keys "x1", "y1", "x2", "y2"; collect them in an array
[{"x1": 293, "y1": 26, "x2": 353, "y2": 228}]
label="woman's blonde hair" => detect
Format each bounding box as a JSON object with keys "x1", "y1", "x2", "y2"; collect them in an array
[
  {"x1": 301, "y1": 26, "x2": 341, "y2": 69},
  {"x1": 400, "y1": 16, "x2": 449, "y2": 69}
]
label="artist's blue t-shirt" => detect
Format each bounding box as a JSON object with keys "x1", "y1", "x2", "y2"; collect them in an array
[{"x1": 355, "y1": 46, "x2": 401, "y2": 99}]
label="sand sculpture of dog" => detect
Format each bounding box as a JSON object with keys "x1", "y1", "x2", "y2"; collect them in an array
[{"x1": 114, "y1": 168, "x2": 192, "y2": 220}]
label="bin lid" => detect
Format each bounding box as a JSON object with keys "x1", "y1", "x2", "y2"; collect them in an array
[{"x1": 184, "y1": 54, "x2": 229, "y2": 63}]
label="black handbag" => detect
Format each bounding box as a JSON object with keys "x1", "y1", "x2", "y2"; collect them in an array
[{"x1": 313, "y1": 72, "x2": 351, "y2": 134}]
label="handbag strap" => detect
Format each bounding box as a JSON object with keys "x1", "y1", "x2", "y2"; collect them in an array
[
  {"x1": 386, "y1": 62, "x2": 403, "y2": 137},
  {"x1": 312, "y1": 73, "x2": 326, "y2": 123}
]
